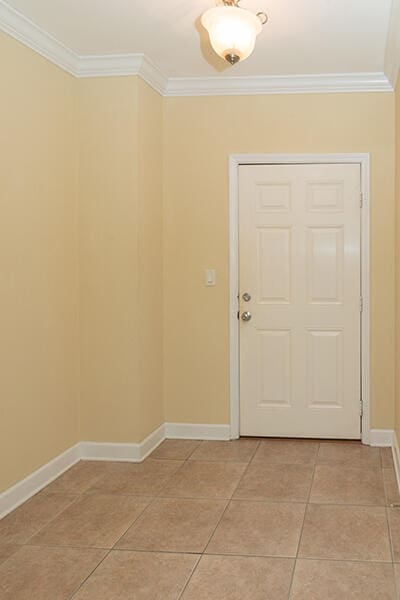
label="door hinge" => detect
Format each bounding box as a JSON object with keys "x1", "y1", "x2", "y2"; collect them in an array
[
  {"x1": 360, "y1": 296, "x2": 363, "y2": 313},
  {"x1": 360, "y1": 192, "x2": 363, "y2": 208},
  {"x1": 360, "y1": 398, "x2": 364, "y2": 417}
]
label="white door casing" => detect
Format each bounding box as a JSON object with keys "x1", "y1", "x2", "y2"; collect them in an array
[{"x1": 229, "y1": 155, "x2": 370, "y2": 442}]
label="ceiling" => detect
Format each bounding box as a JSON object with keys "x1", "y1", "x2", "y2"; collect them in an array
[{"x1": 2, "y1": 0, "x2": 396, "y2": 79}]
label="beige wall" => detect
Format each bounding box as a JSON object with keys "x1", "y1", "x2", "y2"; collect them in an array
[
  {"x1": 1, "y1": 28, "x2": 398, "y2": 495},
  {"x1": 0, "y1": 33, "x2": 80, "y2": 492},
  {"x1": 79, "y1": 77, "x2": 164, "y2": 442},
  {"x1": 136, "y1": 79, "x2": 164, "y2": 438},
  {"x1": 395, "y1": 82, "x2": 400, "y2": 443},
  {"x1": 163, "y1": 93, "x2": 396, "y2": 429}
]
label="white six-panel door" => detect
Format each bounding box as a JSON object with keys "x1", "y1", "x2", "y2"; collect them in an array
[{"x1": 239, "y1": 164, "x2": 361, "y2": 438}]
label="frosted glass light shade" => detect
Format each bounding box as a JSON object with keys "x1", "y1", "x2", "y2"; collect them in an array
[{"x1": 201, "y1": 6, "x2": 262, "y2": 64}]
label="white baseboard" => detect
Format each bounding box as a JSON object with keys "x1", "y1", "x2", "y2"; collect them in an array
[
  {"x1": 0, "y1": 422, "x2": 231, "y2": 518},
  {"x1": 0, "y1": 443, "x2": 82, "y2": 519},
  {"x1": 392, "y1": 432, "x2": 400, "y2": 496},
  {"x1": 165, "y1": 422, "x2": 231, "y2": 440},
  {"x1": 4, "y1": 423, "x2": 391, "y2": 520},
  {"x1": 80, "y1": 424, "x2": 166, "y2": 462},
  {"x1": 140, "y1": 424, "x2": 166, "y2": 459},
  {"x1": 369, "y1": 429, "x2": 394, "y2": 447},
  {"x1": 0, "y1": 425, "x2": 166, "y2": 519}
]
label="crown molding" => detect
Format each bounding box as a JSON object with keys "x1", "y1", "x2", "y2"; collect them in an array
[
  {"x1": 0, "y1": 0, "x2": 395, "y2": 96},
  {"x1": 384, "y1": 0, "x2": 400, "y2": 89},
  {"x1": 0, "y1": 0, "x2": 79, "y2": 75},
  {"x1": 165, "y1": 72, "x2": 392, "y2": 96},
  {"x1": 139, "y1": 55, "x2": 169, "y2": 95},
  {"x1": 75, "y1": 53, "x2": 143, "y2": 78},
  {"x1": 75, "y1": 53, "x2": 167, "y2": 95}
]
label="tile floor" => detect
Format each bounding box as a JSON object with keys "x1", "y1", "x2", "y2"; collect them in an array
[{"x1": 0, "y1": 438, "x2": 399, "y2": 599}]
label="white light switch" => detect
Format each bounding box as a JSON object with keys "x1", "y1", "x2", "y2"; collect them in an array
[{"x1": 205, "y1": 269, "x2": 216, "y2": 286}]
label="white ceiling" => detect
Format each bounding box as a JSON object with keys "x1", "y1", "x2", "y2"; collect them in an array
[{"x1": 2, "y1": 0, "x2": 395, "y2": 79}]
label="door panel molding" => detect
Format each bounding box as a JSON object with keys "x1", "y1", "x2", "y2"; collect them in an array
[{"x1": 229, "y1": 153, "x2": 370, "y2": 443}]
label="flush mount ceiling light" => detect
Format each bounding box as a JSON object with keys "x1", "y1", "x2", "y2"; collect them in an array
[{"x1": 201, "y1": 0, "x2": 268, "y2": 65}]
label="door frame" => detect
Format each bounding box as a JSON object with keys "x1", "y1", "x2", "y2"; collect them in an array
[{"x1": 229, "y1": 153, "x2": 370, "y2": 444}]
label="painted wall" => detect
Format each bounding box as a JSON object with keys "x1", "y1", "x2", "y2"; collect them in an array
[
  {"x1": 163, "y1": 93, "x2": 396, "y2": 430},
  {"x1": 136, "y1": 78, "x2": 164, "y2": 438},
  {"x1": 1, "y1": 26, "x2": 397, "y2": 498},
  {"x1": 79, "y1": 77, "x2": 164, "y2": 443},
  {"x1": 395, "y1": 81, "x2": 400, "y2": 444},
  {"x1": 0, "y1": 33, "x2": 80, "y2": 492}
]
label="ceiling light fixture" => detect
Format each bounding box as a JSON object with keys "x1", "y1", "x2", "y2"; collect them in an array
[{"x1": 201, "y1": 0, "x2": 268, "y2": 65}]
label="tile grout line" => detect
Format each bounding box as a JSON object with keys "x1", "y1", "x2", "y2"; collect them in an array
[
  {"x1": 12, "y1": 541, "x2": 399, "y2": 563},
  {"x1": 110, "y1": 496, "x2": 157, "y2": 551},
  {"x1": 175, "y1": 553, "x2": 203, "y2": 600},
  {"x1": 287, "y1": 442, "x2": 320, "y2": 599},
  {"x1": 380, "y1": 448, "x2": 385, "y2": 469},
  {"x1": 184, "y1": 440, "x2": 204, "y2": 461},
  {"x1": 35, "y1": 490, "x2": 391, "y2": 508},
  {"x1": 153, "y1": 454, "x2": 199, "y2": 499},
  {"x1": 22, "y1": 490, "x2": 153, "y2": 548},
  {"x1": 169, "y1": 441, "x2": 217, "y2": 600},
  {"x1": 16, "y1": 494, "x2": 82, "y2": 547},
  {"x1": 378, "y1": 465, "x2": 395, "y2": 571},
  {"x1": 68, "y1": 547, "x2": 113, "y2": 599},
  {"x1": 203, "y1": 551, "x2": 396, "y2": 564},
  {"x1": 33, "y1": 491, "x2": 392, "y2": 508},
  {"x1": 176, "y1": 439, "x2": 261, "y2": 599},
  {"x1": 202, "y1": 442, "x2": 261, "y2": 553},
  {"x1": 39, "y1": 468, "x2": 106, "y2": 498},
  {"x1": 386, "y1": 506, "x2": 400, "y2": 600},
  {"x1": 386, "y1": 505, "x2": 396, "y2": 564},
  {"x1": 381, "y1": 449, "x2": 396, "y2": 568},
  {"x1": 393, "y1": 562, "x2": 400, "y2": 598}
]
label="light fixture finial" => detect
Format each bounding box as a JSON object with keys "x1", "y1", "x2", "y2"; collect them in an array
[{"x1": 225, "y1": 53, "x2": 240, "y2": 65}]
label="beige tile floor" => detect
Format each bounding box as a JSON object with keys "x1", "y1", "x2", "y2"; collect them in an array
[{"x1": 0, "y1": 438, "x2": 399, "y2": 599}]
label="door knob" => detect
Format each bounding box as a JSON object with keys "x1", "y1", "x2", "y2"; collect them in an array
[{"x1": 241, "y1": 311, "x2": 252, "y2": 322}]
